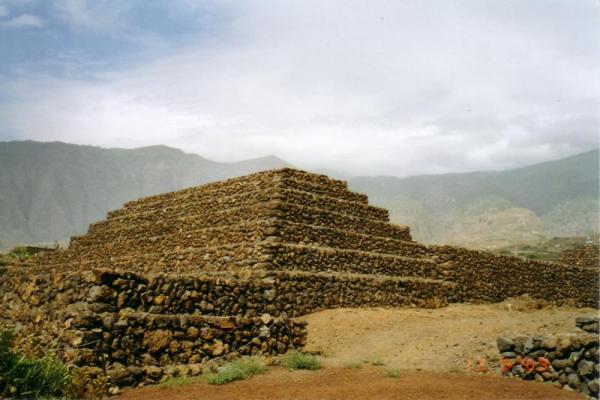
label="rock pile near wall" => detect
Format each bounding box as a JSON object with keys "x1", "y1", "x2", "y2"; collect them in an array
[
  {"x1": 1, "y1": 167, "x2": 597, "y2": 391},
  {"x1": 497, "y1": 320, "x2": 599, "y2": 398}
]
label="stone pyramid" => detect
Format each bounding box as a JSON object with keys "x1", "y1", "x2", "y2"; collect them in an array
[{"x1": 1, "y1": 168, "x2": 595, "y2": 388}]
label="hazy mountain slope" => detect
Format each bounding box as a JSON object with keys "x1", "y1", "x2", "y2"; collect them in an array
[
  {"x1": 0, "y1": 141, "x2": 289, "y2": 249},
  {"x1": 349, "y1": 149, "x2": 599, "y2": 248}
]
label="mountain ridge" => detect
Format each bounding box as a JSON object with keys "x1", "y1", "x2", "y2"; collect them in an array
[{"x1": 348, "y1": 149, "x2": 598, "y2": 248}]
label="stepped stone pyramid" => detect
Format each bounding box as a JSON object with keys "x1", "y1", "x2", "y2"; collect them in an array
[
  {"x1": 1, "y1": 168, "x2": 596, "y2": 388},
  {"x1": 53, "y1": 167, "x2": 454, "y2": 316}
]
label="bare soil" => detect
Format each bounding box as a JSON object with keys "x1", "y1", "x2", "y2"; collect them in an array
[
  {"x1": 120, "y1": 299, "x2": 595, "y2": 399},
  {"x1": 303, "y1": 299, "x2": 596, "y2": 371},
  {"x1": 119, "y1": 367, "x2": 585, "y2": 400}
]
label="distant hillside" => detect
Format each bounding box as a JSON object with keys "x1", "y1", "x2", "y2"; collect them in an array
[
  {"x1": 0, "y1": 141, "x2": 289, "y2": 249},
  {"x1": 349, "y1": 149, "x2": 599, "y2": 249},
  {"x1": 1, "y1": 141, "x2": 597, "y2": 250}
]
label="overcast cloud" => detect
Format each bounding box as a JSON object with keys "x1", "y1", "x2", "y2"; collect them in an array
[{"x1": 0, "y1": 0, "x2": 598, "y2": 176}]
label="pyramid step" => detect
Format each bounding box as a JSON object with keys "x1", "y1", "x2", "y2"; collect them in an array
[
  {"x1": 58, "y1": 237, "x2": 437, "y2": 279},
  {"x1": 276, "y1": 203, "x2": 409, "y2": 240},
  {"x1": 53, "y1": 243, "x2": 265, "y2": 273},
  {"x1": 83, "y1": 201, "x2": 404, "y2": 246},
  {"x1": 277, "y1": 220, "x2": 425, "y2": 257},
  {"x1": 266, "y1": 243, "x2": 442, "y2": 279},
  {"x1": 70, "y1": 215, "x2": 413, "y2": 264},
  {"x1": 78, "y1": 268, "x2": 452, "y2": 318},
  {"x1": 107, "y1": 187, "x2": 387, "y2": 225},
  {"x1": 120, "y1": 169, "x2": 365, "y2": 215},
  {"x1": 84, "y1": 204, "x2": 276, "y2": 239},
  {"x1": 69, "y1": 221, "x2": 271, "y2": 259}
]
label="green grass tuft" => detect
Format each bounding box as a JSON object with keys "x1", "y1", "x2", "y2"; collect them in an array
[
  {"x1": 343, "y1": 361, "x2": 362, "y2": 369},
  {"x1": 281, "y1": 351, "x2": 321, "y2": 371},
  {"x1": 205, "y1": 357, "x2": 266, "y2": 385},
  {"x1": 158, "y1": 376, "x2": 195, "y2": 389},
  {"x1": 385, "y1": 369, "x2": 401, "y2": 378}
]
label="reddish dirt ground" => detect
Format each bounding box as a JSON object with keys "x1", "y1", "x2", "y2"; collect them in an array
[{"x1": 119, "y1": 367, "x2": 585, "y2": 400}]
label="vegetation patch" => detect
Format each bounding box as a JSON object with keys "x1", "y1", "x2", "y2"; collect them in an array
[
  {"x1": 281, "y1": 351, "x2": 321, "y2": 371},
  {"x1": 6, "y1": 247, "x2": 35, "y2": 261},
  {"x1": 385, "y1": 369, "x2": 401, "y2": 378},
  {"x1": 205, "y1": 357, "x2": 266, "y2": 385},
  {"x1": 0, "y1": 329, "x2": 74, "y2": 398},
  {"x1": 158, "y1": 375, "x2": 197, "y2": 389},
  {"x1": 343, "y1": 361, "x2": 362, "y2": 369}
]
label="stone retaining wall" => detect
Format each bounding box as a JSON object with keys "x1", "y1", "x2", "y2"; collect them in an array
[
  {"x1": 64, "y1": 309, "x2": 306, "y2": 371},
  {"x1": 267, "y1": 243, "x2": 442, "y2": 279},
  {"x1": 431, "y1": 245, "x2": 599, "y2": 308},
  {"x1": 85, "y1": 269, "x2": 451, "y2": 317},
  {"x1": 277, "y1": 221, "x2": 421, "y2": 256},
  {"x1": 276, "y1": 202, "x2": 408, "y2": 240}
]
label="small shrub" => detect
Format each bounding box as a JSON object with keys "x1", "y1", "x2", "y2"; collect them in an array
[
  {"x1": 281, "y1": 351, "x2": 321, "y2": 371},
  {"x1": 0, "y1": 329, "x2": 74, "y2": 398},
  {"x1": 7, "y1": 247, "x2": 34, "y2": 261},
  {"x1": 385, "y1": 369, "x2": 400, "y2": 378},
  {"x1": 343, "y1": 361, "x2": 362, "y2": 369},
  {"x1": 205, "y1": 357, "x2": 266, "y2": 385}
]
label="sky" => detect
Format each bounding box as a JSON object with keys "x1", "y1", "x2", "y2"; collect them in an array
[{"x1": 0, "y1": 0, "x2": 598, "y2": 177}]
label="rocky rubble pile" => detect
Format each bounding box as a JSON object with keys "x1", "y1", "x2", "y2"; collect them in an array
[{"x1": 497, "y1": 321, "x2": 600, "y2": 398}]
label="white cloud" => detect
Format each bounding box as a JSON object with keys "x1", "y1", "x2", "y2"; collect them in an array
[
  {"x1": 1, "y1": 0, "x2": 599, "y2": 176},
  {"x1": 50, "y1": 0, "x2": 128, "y2": 32},
  {"x1": 0, "y1": 13, "x2": 44, "y2": 28},
  {"x1": 0, "y1": 5, "x2": 8, "y2": 17}
]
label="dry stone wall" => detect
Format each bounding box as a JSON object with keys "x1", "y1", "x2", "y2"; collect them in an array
[
  {"x1": 266, "y1": 243, "x2": 442, "y2": 279},
  {"x1": 277, "y1": 221, "x2": 423, "y2": 256},
  {"x1": 64, "y1": 309, "x2": 306, "y2": 370},
  {"x1": 430, "y1": 245, "x2": 598, "y2": 308},
  {"x1": 560, "y1": 244, "x2": 599, "y2": 269},
  {"x1": 80, "y1": 268, "x2": 451, "y2": 317}
]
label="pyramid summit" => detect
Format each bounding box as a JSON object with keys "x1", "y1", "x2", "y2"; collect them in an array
[{"x1": 1, "y1": 168, "x2": 597, "y2": 388}]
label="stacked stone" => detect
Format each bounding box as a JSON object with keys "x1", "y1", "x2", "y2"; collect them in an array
[
  {"x1": 62, "y1": 307, "x2": 305, "y2": 386},
  {"x1": 560, "y1": 244, "x2": 599, "y2": 269},
  {"x1": 430, "y1": 245, "x2": 598, "y2": 308},
  {"x1": 497, "y1": 329, "x2": 599, "y2": 397}
]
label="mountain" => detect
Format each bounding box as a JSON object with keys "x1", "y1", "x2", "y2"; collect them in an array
[
  {"x1": 0, "y1": 141, "x2": 290, "y2": 250},
  {"x1": 0, "y1": 141, "x2": 597, "y2": 250},
  {"x1": 348, "y1": 149, "x2": 599, "y2": 249}
]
